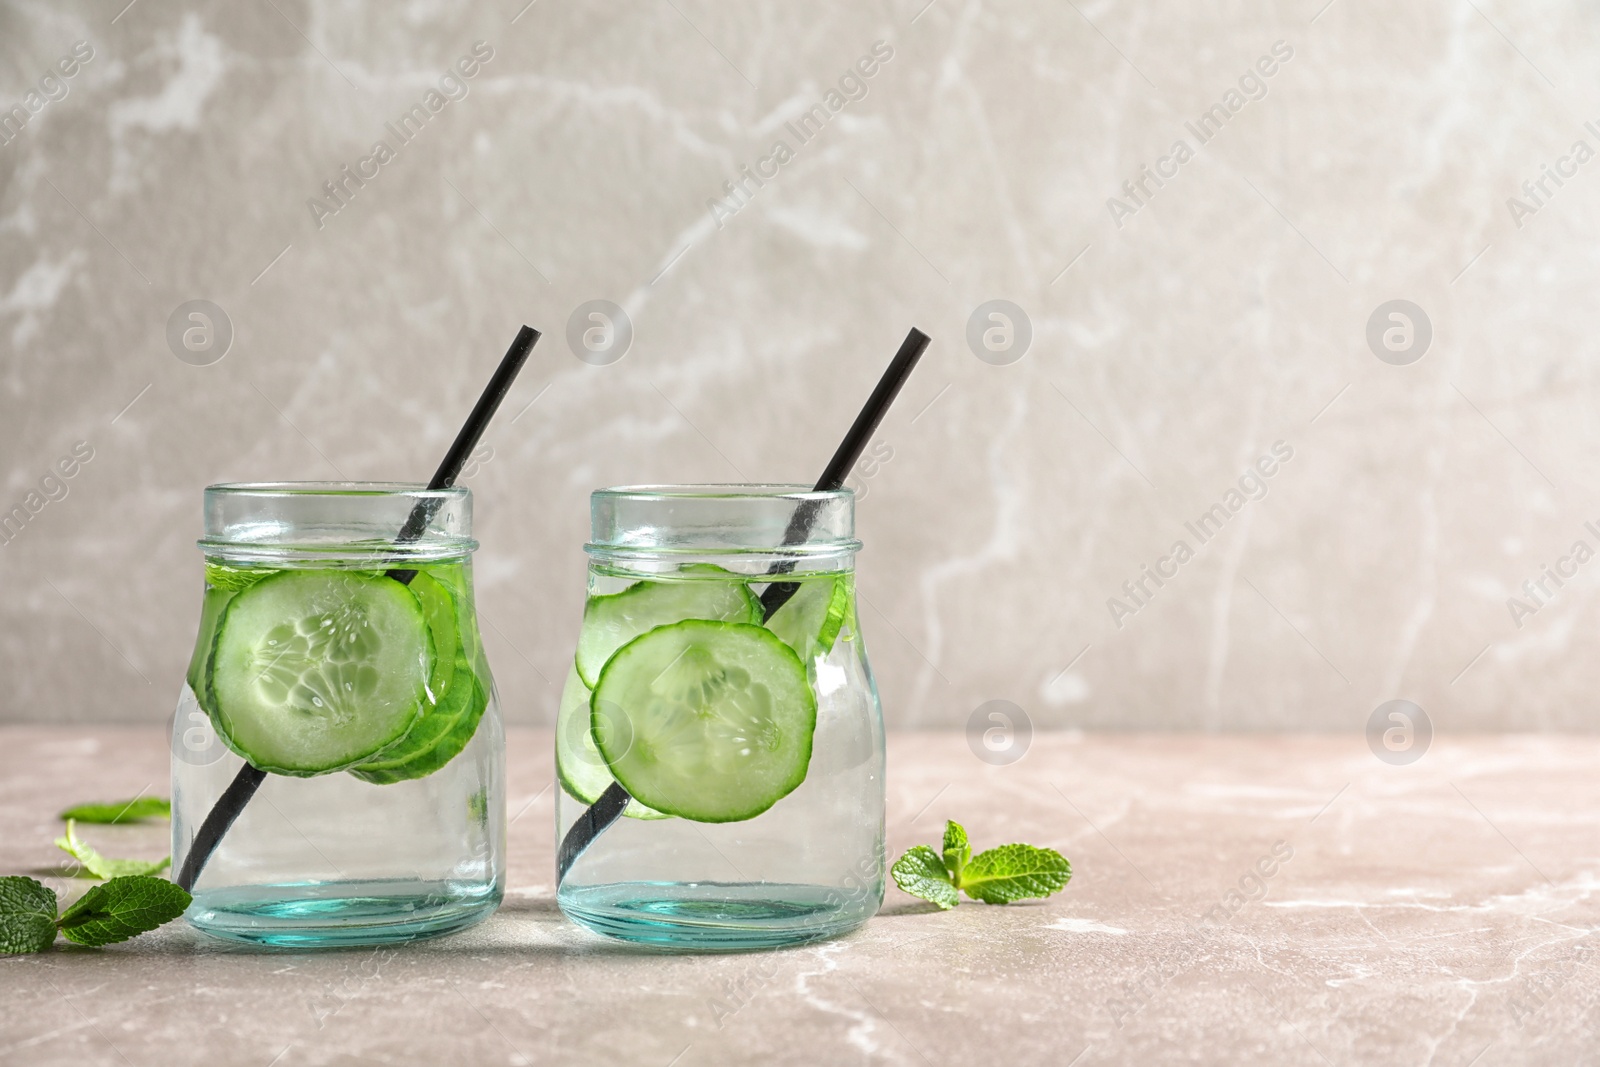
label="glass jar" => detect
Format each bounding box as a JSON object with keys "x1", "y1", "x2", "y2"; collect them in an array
[
  {"x1": 555, "y1": 484, "x2": 885, "y2": 949},
  {"x1": 171, "y1": 483, "x2": 504, "y2": 947}
]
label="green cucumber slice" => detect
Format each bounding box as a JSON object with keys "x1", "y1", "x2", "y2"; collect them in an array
[
  {"x1": 186, "y1": 586, "x2": 234, "y2": 700},
  {"x1": 353, "y1": 652, "x2": 476, "y2": 770},
  {"x1": 763, "y1": 574, "x2": 852, "y2": 663},
  {"x1": 555, "y1": 663, "x2": 670, "y2": 820},
  {"x1": 408, "y1": 571, "x2": 459, "y2": 703},
  {"x1": 591, "y1": 620, "x2": 816, "y2": 823},
  {"x1": 350, "y1": 668, "x2": 489, "y2": 785},
  {"x1": 188, "y1": 566, "x2": 283, "y2": 708},
  {"x1": 208, "y1": 570, "x2": 433, "y2": 776},
  {"x1": 426, "y1": 562, "x2": 481, "y2": 655},
  {"x1": 351, "y1": 566, "x2": 487, "y2": 784},
  {"x1": 575, "y1": 567, "x2": 759, "y2": 687}
]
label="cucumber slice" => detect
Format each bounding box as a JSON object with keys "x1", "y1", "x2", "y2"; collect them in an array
[
  {"x1": 186, "y1": 586, "x2": 234, "y2": 700},
  {"x1": 208, "y1": 570, "x2": 433, "y2": 776},
  {"x1": 188, "y1": 565, "x2": 284, "y2": 709},
  {"x1": 353, "y1": 651, "x2": 475, "y2": 769},
  {"x1": 763, "y1": 574, "x2": 852, "y2": 663},
  {"x1": 408, "y1": 571, "x2": 459, "y2": 703},
  {"x1": 350, "y1": 668, "x2": 489, "y2": 785},
  {"x1": 575, "y1": 568, "x2": 759, "y2": 687},
  {"x1": 591, "y1": 620, "x2": 816, "y2": 823},
  {"x1": 555, "y1": 663, "x2": 670, "y2": 820},
  {"x1": 351, "y1": 566, "x2": 488, "y2": 784}
]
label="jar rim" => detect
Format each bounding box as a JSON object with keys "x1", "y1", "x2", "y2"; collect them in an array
[
  {"x1": 593, "y1": 483, "x2": 850, "y2": 502},
  {"x1": 206, "y1": 481, "x2": 468, "y2": 499}
]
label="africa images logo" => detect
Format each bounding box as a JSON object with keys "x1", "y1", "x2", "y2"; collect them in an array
[
  {"x1": 1106, "y1": 442, "x2": 1294, "y2": 628},
  {"x1": 305, "y1": 42, "x2": 494, "y2": 230},
  {"x1": 0, "y1": 41, "x2": 95, "y2": 148},
  {"x1": 705, "y1": 41, "x2": 894, "y2": 229},
  {"x1": 1105, "y1": 40, "x2": 1294, "y2": 228}
]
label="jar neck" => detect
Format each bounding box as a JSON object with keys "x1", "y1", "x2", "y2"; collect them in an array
[
  {"x1": 199, "y1": 482, "x2": 475, "y2": 566},
  {"x1": 586, "y1": 485, "x2": 859, "y2": 573}
]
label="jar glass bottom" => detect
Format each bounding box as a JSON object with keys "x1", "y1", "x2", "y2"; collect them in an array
[
  {"x1": 558, "y1": 881, "x2": 879, "y2": 950},
  {"x1": 187, "y1": 880, "x2": 500, "y2": 948},
  {"x1": 174, "y1": 686, "x2": 505, "y2": 949}
]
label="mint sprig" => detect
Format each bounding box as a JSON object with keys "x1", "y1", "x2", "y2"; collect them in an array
[
  {"x1": 55, "y1": 820, "x2": 171, "y2": 880},
  {"x1": 58, "y1": 797, "x2": 171, "y2": 824},
  {"x1": 891, "y1": 820, "x2": 1071, "y2": 909},
  {"x1": 0, "y1": 875, "x2": 191, "y2": 953}
]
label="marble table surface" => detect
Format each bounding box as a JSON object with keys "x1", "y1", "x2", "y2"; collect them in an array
[{"x1": 1, "y1": 727, "x2": 1595, "y2": 1067}]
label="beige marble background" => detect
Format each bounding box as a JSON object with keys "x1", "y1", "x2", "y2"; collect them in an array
[{"x1": 1, "y1": 0, "x2": 1596, "y2": 734}]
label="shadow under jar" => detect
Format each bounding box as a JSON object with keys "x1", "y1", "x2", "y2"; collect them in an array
[
  {"x1": 555, "y1": 485, "x2": 886, "y2": 950},
  {"x1": 172, "y1": 483, "x2": 504, "y2": 948}
]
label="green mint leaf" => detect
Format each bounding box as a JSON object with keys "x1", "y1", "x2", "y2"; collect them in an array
[
  {"x1": 891, "y1": 845, "x2": 958, "y2": 910},
  {"x1": 0, "y1": 876, "x2": 59, "y2": 954},
  {"x1": 942, "y1": 820, "x2": 971, "y2": 886},
  {"x1": 55, "y1": 821, "x2": 171, "y2": 880},
  {"x1": 59, "y1": 797, "x2": 171, "y2": 824},
  {"x1": 57, "y1": 876, "x2": 191, "y2": 947},
  {"x1": 958, "y1": 843, "x2": 1072, "y2": 905}
]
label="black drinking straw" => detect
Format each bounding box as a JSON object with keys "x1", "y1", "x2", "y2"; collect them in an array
[
  {"x1": 176, "y1": 325, "x2": 541, "y2": 893},
  {"x1": 556, "y1": 326, "x2": 932, "y2": 881}
]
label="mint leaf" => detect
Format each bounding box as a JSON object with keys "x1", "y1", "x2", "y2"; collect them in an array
[
  {"x1": 55, "y1": 821, "x2": 171, "y2": 880},
  {"x1": 57, "y1": 876, "x2": 191, "y2": 947},
  {"x1": 942, "y1": 820, "x2": 970, "y2": 886},
  {"x1": 0, "y1": 876, "x2": 58, "y2": 954},
  {"x1": 891, "y1": 845, "x2": 958, "y2": 910},
  {"x1": 959, "y1": 843, "x2": 1072, "y2": 905},
  {"x1": 59, "y1": 797, "x2": 171, "y2": 824}
]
